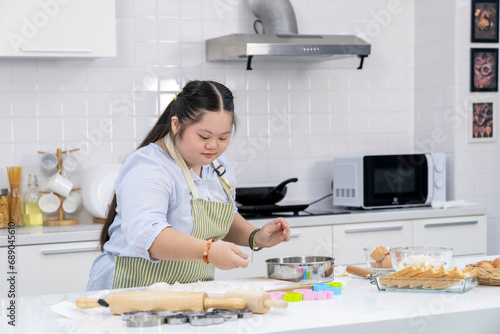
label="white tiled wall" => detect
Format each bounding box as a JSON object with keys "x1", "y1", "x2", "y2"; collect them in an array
[
  {"x1": 415, "y1": 0, "x2": 500, "y2": 254},
  {"x1": 0, "y1": 0, "x2": 414, "y2": 223}
]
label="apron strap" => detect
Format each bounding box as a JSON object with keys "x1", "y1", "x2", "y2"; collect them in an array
[
  {"x1": 164, "y1": 134, "x2": 235, "y2": 200},
  {"x1": 212, "y1": 159, "x2": 235, "y2": 198},
  {"x1": 165, "y1": 134, "x2": 199, "y2": 198}
]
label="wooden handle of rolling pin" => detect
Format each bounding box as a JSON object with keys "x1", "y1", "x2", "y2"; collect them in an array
[
  {"x1": 264, "y1": 299, "x2": 288, "y2": 309},
  {"x1": 75, "y1": 298, "x2": 102, "y2": 309},
  {"x1": 75, "y1": 291, "x2": 245, "y2": 314},
  {"x1": 224, "y1": 290, "x2": 288, "y2": 314},
  {"x1": 346, "y1": 265, "x2": 374, "y2": 278}
]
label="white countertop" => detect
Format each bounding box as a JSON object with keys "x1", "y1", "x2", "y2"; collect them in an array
[
  {"x1": 1, "y1": 255, "x2": 498, "y2": 334},
  {"x1": 0, "y1": 206, "x2": 486, "y2": 247}
]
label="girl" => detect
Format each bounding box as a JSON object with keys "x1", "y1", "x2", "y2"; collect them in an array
[{"x1": 87, "y1": 80, "x2": 290, "y2": 290}]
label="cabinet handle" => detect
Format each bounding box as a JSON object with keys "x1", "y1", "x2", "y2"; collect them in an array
[
  {"x1": 41, "y1": 246, "x2": 98, "y2": 255},
  {"x1": 290, "y1": 231, "x2": 301, "y2": 238},
  {"x1": 344, "y1": 226, "x2": 403, "y2": 233},
  {"x1": 423, "y1": 221, "x2": 478, "y2": 228},
  {"x1": 20, "y1": 48, "x2": 92, "y2": 53}
]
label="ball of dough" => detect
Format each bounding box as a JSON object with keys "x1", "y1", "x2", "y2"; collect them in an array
[
  {"x1": 370, "y1": 246, "x2": 389, "y2": 262},
  {"x1": 381, "y1": 255, "x2": 392, "y2": 268}
]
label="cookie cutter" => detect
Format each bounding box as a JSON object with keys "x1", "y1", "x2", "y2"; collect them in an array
[{"x1": 124, "y1": 314, "x2": 162, "y2": 328}]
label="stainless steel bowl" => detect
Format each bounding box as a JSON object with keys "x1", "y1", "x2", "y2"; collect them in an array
[{"x1": 266, "y1": 256, "x2": 335, "y2": 283}]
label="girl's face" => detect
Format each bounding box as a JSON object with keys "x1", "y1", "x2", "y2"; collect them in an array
[{"x1": 172, "y1": 111, "x2": 233, "y2": 173}]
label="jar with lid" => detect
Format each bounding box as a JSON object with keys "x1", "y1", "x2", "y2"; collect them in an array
[{"x1": 0, "y1": 188, "x2": 9, "y2": 228}]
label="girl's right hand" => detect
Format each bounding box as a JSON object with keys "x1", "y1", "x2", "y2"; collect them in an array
[{"x1": 208, "y1": 240, "x2": 249, "y2": 270}]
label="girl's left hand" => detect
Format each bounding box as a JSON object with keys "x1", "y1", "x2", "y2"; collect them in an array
[{"x1": 255, "y1": 218, "x2": 290, "y2": 248}]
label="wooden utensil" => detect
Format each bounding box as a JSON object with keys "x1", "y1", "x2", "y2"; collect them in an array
[
  {"x1": 346, "y1": 266, "x2": 376, "y2": 279},
  {"x1": 75, "y1": 290, "x2": 245, "y2": 315},
  {"x1": 224, "y1": 290, "x2": 288, "y2": 314}
]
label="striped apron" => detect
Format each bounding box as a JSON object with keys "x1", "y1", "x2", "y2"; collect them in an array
[{"x1": 112, "y1": 135, "x2": 235, "y2": 289}]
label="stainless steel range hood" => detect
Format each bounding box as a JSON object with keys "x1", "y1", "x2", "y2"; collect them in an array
[
  {"x1": 206, "y1": 33, "x2": 370, "y2": 70},
  {"x1": 205, "y1": 0, "x2": 371, "y2": 70}
]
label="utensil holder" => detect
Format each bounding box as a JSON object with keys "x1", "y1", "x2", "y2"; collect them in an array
[{"x1": 37, "y1": 148, "x2": 80, "y2": 226}]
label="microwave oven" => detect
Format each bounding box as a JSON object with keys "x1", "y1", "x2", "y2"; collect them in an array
[{"x1": 333, "y1": 153, "x2": 446, "y2": 209}]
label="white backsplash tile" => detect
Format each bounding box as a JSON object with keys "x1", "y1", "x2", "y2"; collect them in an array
[
  {"x1": 63, "y1": 117, "x2": 88, "y2": 142},
  {"x1": 0, "y1": 93, "x2": 12, "y2": 117},
  {"x1": 12, "y1": 92, "x2": 37, "y2": 116},
  {"x1": 12, "y1": 65, "x2": 37, "y2": 92},
  {"x1": 0, "y1": 118, "x2": 12, "y2": 143},
  {"x1": 12, "y1": 116, "x2": 38, "y2": 145},
  {"x1": 134, "y1": 18, "x2": 158, "y2": 42},
  {"x1": 180, "y1": 43, "x2": 204, "y2": 67},
  {"x1": 38, "y1": 92, "x2": 63, "y2": 117},
  {"x1": 158, "y1": 0, "x2": 180, "y2": 18},
  {"x1": 134, "y1": 43, "x2": 158, "y2": 67},
  {"x1": 116, "y1": 18, "x2": 135, "y2": 43},
  {"x1": 62, "y1": 92, "x2": 87, "y2": 117},
  {"x1": 180, "y1": 0, "x2": 202, "y2": 20},
  {"x1": 134, "y1": 0, "x2": 157, "y2": 18},
  {"x1": 158, "y1": 18, "x2": 181, "y2": 42},
  {"x1": 62, "y1": 67, "x2": 88, "y2": 92},
  {"x1": 180, "y1": 19, "x2": 203, "y2": 43},
  {"x1": 38, "y1": 118, "x2": 63, "y2": 143},
  {"x1": 268, "y1": 137, "x2": 290, "y2": 160}
]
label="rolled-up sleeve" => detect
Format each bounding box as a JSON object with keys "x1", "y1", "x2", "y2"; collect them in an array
[{"x1": 117, "y1": 162, "x2": 172, "y2": 260}]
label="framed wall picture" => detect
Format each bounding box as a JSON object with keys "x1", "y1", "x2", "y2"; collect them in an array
[
  {"x1": 469, "y1": 99, "x2": 496, "y2": 142},
  {"x1": 471, "y1": 48, "x2": 498, "y2": 92},
  {"x1": 471, "y1": 0, "x2": 499, "y2": 43}
]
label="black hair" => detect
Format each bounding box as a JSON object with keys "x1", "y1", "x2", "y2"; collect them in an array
[{"x1": 99, "y1": 80, "x2": 236, "y2": 251}]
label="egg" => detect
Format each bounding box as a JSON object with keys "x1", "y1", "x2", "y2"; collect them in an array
[
  {"x1": 478, "y1": 261, "x2": 495, "y2": 269},
  {"x1": 492, "y1": 257, "x2": 500, "y2": 268}
]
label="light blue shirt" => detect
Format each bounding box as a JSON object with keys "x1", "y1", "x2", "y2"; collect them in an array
[{"x1": 86, "y1": 143, "x2": 237, "y2": 291}]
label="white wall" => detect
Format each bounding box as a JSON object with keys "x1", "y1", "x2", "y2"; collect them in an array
[
  {"x1": 0, "y1": 0, "x2": 415, "y2": 223},
  {"x1": 414, "y1": 0, "x2": 500, "y2": 254}
]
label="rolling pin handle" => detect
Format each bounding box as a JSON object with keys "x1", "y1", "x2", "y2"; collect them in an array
[
  {"x1": 264, "y1": 299, "x2": 288, "y2": 309},
  {"x1": 346, "y1": 265, "x2": 375, "y2": 278},
  {"x1": 204, "y1": 297, "x2": 246, "y2": 311},
  {"x1": 75, "y1": 298, "x2": 103, "y2": 309}
]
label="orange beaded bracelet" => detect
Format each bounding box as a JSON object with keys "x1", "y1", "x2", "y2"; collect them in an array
[{"x1": 203, "y1": 238, "x2": 215, "y2": 264}]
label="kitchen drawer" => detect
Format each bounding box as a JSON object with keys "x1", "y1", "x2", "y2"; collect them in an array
[
  {"x1": 215, "y1": 226, "x2": 333, "y2": 280},
  {"x1": 11, "y1": 241, "x2": 100, "y2": 297},
  {"x1": 413, "y1": 216, "x2": 487, "y2": 256},
  {"x1": 332, "y1": 221, "x2": 412, "y2": 265}
]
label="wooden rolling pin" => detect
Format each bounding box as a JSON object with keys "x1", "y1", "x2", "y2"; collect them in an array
[
  {"x1": 224, "y1": 290, "x2": 288, "y2": 314},
  {"x1": 346, "y1": 266, "x2": 376, "y2": 279},
  {"x1": 75, "y1": 290, "x2": 245, "y2": 314}
]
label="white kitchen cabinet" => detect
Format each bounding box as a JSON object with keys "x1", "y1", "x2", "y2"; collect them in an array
[
  {"x1": 215, "y1": 226, "x2": 333, "y2": 280},
  {"x1": 4, "y1": 241, "x2": 100, "y2": 298},
  {"x1": 332, "y1": 221, "x2": 413, "y2": 265},
  {"x1": 413, "y1": 215, "x2": 487, "y2": 256},
  {"x1": 0, "y1": 0, "x2": 116, "y2": 58}
]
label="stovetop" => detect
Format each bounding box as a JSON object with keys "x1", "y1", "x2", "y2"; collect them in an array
[{"x1": 237, "y1": 204, "x2": 351, "y2": 219}]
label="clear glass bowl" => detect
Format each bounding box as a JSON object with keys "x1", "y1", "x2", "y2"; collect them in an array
[
  {"x1": 389, "y1": 246, "x2": 453, "y2": 271},
  {"x1": 364, "y1": 246, "x2": 396, "y2": 273}
]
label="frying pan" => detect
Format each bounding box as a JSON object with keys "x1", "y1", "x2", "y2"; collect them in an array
[{"x1": 235, "y1": 178, "x2": 298, "y2": 206}]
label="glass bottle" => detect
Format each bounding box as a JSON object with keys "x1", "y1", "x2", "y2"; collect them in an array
[{"x1": 23, "y1": 174, "x2": 43, "y2": 226}]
